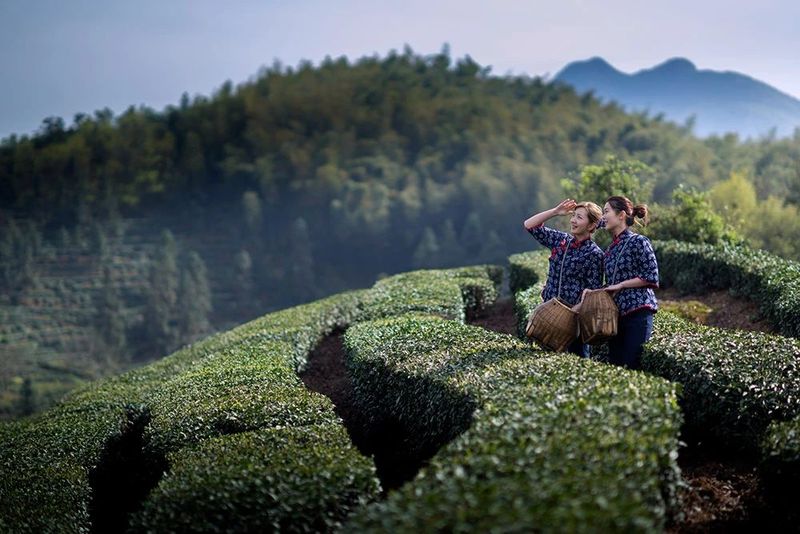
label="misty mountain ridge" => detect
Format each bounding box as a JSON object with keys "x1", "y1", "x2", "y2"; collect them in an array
[{"x1": 554, "y1": 57, "x2": 800, "y2": 138}]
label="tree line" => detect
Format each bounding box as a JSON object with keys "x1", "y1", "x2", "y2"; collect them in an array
[{"x1": 2, "y1": 46, "x2": 800, "y2": 418}]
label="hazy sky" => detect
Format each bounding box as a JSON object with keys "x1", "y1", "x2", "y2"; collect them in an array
[{"x1": 2, "y1": 0, "x2": 799, "y2": 139}]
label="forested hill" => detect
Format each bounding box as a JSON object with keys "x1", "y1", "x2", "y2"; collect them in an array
[
  {"x1": 3, "y1": 48, "x2": 800, "y2": 418},
  {"x1": 1, "y1": 49, "x2": 732, "y2": 307},
  {"x1": 3, "y1": 48, "x2": 723, "y2": 229}
]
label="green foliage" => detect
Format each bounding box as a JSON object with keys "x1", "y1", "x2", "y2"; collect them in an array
[
  {"x1": 132, "y1": 425, "x2": 379, "y2": 533},
  {"x1": 143, "y1": 344, "x2": 338, "y2": 455},
  {"x1": 645, "y1": 188, "x2": 739, "y2": 245},
  {"x1": 176, "y1": 251, "x2": 212, "y2": 342},
  {"x1": 96, "y1": 264, "x2": 127, "y2": 357},
  {"x1": 232, "y1": 248, "x2": 255, "y2": 316},
  {"x1": 642, "y1": 311, "x2": 800, "y2": 449},
  {"x1": 743, "y1": 196, "x2": 800, "y2": 259},
  {"x1": 241, "y1": 190, "x2": 262, "y2": 234},
  {"x1": 0, "y1": 220, "x2": 40, "y2": 295},
  {"x1": 0, "y1": 48, "x2": 744, "y2": 296},
  {"x1": 0, "y1": 289, "x2": 377, "y2": 532},
  {"x1": 708, "y1": 171, "x2": 757, "y2": 228},
  {"x1": 561, "y1": 155, "x2": 653, "y2": 206},
  {"x1": 657, "y1": 299, "x2": 712, "y2": 324},
  {"x1": 359, "y1": 265, "x2": 501, "y2": 323},
  {"x1": 507, "y1": 250, "x2": 549, "y2": 294},
  {"x1": 344, "y1": 314, "x2": 682, "y2": 532},
  {"x1": 144, "y1": 230, "x2": 180, "y2": 356},
  {"x1": 761, "y1": 417, "x2": 800, "y2": 504},
  {"x1": 16, "y1": 378, "x2": 35, "y2": 416},
  {"x1": 0, "y1": 403, "x2": 131, "y2": 533},
  {"x1": 287, "y1": 217, "x2": 315, "y2": 302},
  {"x1": 653, "y1": 240, "x2": 800, "y2": 338},
  {"x1": 412, "y1": 227, "x2": 440, "y2": 269},
  {"x1": 708, "y1": 171, "x2": 800, "y2": 259},
  {"x1": 507, "y1": 250, "x2": 550, "y2": 337}
]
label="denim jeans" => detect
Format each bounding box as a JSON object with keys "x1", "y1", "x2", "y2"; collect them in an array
[
  {"x1": 568, "y1": 338, "x2": 591, "y2": 358},
  {"x1": 608, "y1": 309, "x2": 655, "y2": 370}
]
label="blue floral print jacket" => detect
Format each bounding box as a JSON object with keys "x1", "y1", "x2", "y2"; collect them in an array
[
  {"x1": 604, "y1": 229, "x2": 659, "y2": 316},
  {"x1": 528, "y1": 225, "x2": 604, "y2": 306}
]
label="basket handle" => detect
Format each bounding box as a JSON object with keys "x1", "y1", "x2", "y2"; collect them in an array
[
  {"x1": 610, "y1": 234, "x2": 634, "y2": 285},
  {"x1": 556, "y1": 236, "x2": 572, "y2": 299}
]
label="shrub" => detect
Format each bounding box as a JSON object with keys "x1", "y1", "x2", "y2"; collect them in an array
[
  {"x1": 0, "y1": 290, "x2": 378, "y2": 532},
  {"x1": 131, "y1": 424, "x2": 379, "y2": 533},
  {"x1": 0, "y1": 403, "x2": 131, "y2": 533},
  {"x1": 508, "y1": 250, "x2": 548, "y2": 294},
  {"x1": 143, "y1": 342, "x2": 340, "y2": 454},
  {"x1": 642, "y1": 311, "x2": 800, "y2": 448},
  {"x1": 760, "y1": 417, "x2": 800, "y2": 516},
  {"x1": 446, "y1": 264, "x2": 503, "y2": 317},
  {"x1": 344, "y1": 314, "x2": 682, "y2": 532},
  {"x1": 360, "y1": 265, "x2": 502, "y2": 322},
  {"x1": 653, "y1": 240, "x2": 800, "y2": 338},
  {"x1": 508, "y1": 251, "x2": 550, "y2": 337}
]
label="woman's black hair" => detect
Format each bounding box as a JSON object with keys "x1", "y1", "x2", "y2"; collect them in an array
[{"x1": 606, "y1": 196, "x2": 649, "y2": 226}]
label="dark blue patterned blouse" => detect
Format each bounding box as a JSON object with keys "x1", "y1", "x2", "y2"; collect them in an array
[
  {"x1": 527, "y1": 225, "x2": 604, "y2": 306},
  {"x1": 604, "y1": 229, "x2": 659, "y2": 316}
]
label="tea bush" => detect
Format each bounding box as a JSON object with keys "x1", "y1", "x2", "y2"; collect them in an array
[
  {"x1": 653, "y1": 240, "x2": 800, "y2": 338},
  {"x1": 344, "y1": 314, "x2": 682, "y2": 532},
  {"x1": 642, "y1": 311, "x2": 800, "y2": 448}
]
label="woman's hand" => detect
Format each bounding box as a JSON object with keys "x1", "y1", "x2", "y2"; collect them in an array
[
  {"x1": 580, "y1": 288, "x2": 594, "y2": 302},
  {"x1": 554, "y1": 198, "x2": 577, "y2": 216}
]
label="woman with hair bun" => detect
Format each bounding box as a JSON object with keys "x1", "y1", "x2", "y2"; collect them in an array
[
  {"x1": 588, "y1": 195, "x2": 660, "y2": 370},
  {"x1": 523, "y1": 198, "x2": 605, "y2": 357}
]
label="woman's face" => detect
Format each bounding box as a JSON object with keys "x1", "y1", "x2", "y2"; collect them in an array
[
  {"x1": 570, "y1": 207, "x2": 595, "y2": 237},
  {"x1": 601, "y1": 202, "x2": 626, "y2": 233}
]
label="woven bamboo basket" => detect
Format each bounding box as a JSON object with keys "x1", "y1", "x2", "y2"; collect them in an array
[
  {"x1": 578, "y1": 290, "x2": 619, "y2": 344},
  {"x1": 525, "y1": 298, "x2": 578, "y2": 352}
]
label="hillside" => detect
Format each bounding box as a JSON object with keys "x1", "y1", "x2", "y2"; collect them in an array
[
  {"x1": 555, "y1": 57, "x2": 800, "y2": 138},
  {"x1": 3, "y1": 49, "x2": 800, "y2": 420},
  {"x1": 2, "y1": 240, "x2": 800, "y2": 531}
]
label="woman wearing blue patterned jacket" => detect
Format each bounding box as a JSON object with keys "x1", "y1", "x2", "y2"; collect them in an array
[
  {"x1": 591, "y1": 195, "x2": 659, "y2": 370},
  {"x1": 523, "y1": 199, "x2": 605, "y2": 357}
]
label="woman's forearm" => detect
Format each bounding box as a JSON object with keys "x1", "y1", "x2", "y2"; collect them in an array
[
  {"x1": 523, "y1": 199, "x2": 576, "y2": 230},
  {"x1": 605, "y1": 278, "x2": 650, "y2": 292},
  {"x1": 523, "y1": 207, "x2": 559, "y2": 230}
]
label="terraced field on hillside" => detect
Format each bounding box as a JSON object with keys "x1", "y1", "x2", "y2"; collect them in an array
[{"x1": 2, "y1": 240, "x2": 799, "y2": 532}]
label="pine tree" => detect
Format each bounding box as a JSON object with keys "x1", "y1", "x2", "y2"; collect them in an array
[
  {"x1": 92, "y1": 222, "x2": 110, "y2": 261},
  {"x1": 17, "y1": 378, "x2": 35, "y2": 416},
  {"x1": 177, "y1": 251, "x2": 212, "y2": 343},
  {"x1": 96, "y1": 265, "x2": 127, "y2": 359},
  {"x1": 438, "y1": 219, "x2": 464, "y2": 266},
  {"x1": 241, "y1": 191, "x2": 263, "y2": 235},
  {"x1": 479, "y1": 230, "x2": 506, "y2": 263},
  {"x1": 288, "y1": 218, "x2": 315, "y2": 302},
  {"x1": 460, "y1": 211, "x2": 484, "y2": 260},
  {"x1": 413, "y1": 227, "x2": 440, "y2": 268},
  {"x1": 233, "y1": 249, "x2": 255, "y2": 316},
  {"x1": 144, "y1": 230, "x2": 179, "y2": 356}
]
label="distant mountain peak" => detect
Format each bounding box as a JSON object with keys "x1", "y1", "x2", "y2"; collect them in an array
[
  {"x1": 651, "y1": 57, "x2": 696, "y2": 74},
  {"x1": 553, "y1": 56, "x2": 623, "y2": 84},
  {"x1": 554, "y1": 57, "x2": 800, "y2": 138},
  {"x1": 582, "y1": 56, "x2": 617, "y2": 70}
]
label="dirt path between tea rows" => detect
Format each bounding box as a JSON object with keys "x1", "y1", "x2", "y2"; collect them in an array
[{"x1": 300, "y1": 292, "x2": 787, "y2": 530}]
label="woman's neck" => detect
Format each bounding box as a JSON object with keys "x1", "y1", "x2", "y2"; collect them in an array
[
  {"x1": 572, "y1": 231, "x2": 590, "y2": 242},
  {"x1": 613, "y1": 226, "x2": 628, "y2": 238}
]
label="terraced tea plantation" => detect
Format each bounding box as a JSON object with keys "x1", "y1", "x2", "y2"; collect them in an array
[{"x1": 1, "y1": 241, "x2": 799, "y2": 532}]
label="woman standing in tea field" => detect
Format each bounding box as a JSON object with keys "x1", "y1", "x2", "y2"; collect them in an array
[{"x1": 523, "y1": 199, "x2": 605, "y2": 357}]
